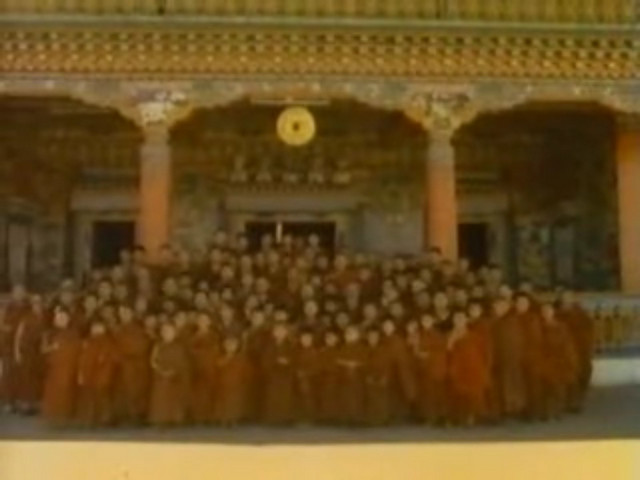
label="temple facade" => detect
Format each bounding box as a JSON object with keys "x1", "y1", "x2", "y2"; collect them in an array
[{"x1": 0, "y1": 1, "x2": 639, "y2": 293}]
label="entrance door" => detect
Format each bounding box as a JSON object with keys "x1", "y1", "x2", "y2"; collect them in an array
[
  {"x1": 245, "y1": 221, "x2": 277, "y2": 251},
  {"x1": 91, "y1": 221, "x2": 135, "y2": 269},
  {"x1": 282, "y1": 221, "x2": 337, "y2": 250},
  {"x1": 458, "y1": 222, "x2": 489, "y2": 269}
]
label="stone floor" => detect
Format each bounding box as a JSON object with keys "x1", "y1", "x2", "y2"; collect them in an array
[{"x1": 0, "y1": 386, "x2": 638, "y2": 444}]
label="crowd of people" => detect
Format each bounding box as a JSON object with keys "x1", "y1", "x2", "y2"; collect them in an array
[{"x1": 0, "y1": 231, "x2": 594, "y2": 429}]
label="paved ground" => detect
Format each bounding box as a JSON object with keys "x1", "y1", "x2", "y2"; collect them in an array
[{"x1": 0, "y1": 386, "x2": 638, "y2": 444}]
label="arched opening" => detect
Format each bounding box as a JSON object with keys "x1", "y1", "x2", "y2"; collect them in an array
[
  {"x1": 169, "y1": 99, "x2": 427, "y2": 255},
  {"x1": 0, "y1": 95, "x2": 141, "y2": 289},
  {"x1": 454, "y1": 101, "x2": 618, "y2": 290}
]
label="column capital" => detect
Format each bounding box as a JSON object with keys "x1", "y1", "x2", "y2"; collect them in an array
[
  {"x1": 131, "y1": 89, "x2": 194, "y2": 134},
  {"x1": 403, "y1": 91, "x2": 472, "y2": 133}
]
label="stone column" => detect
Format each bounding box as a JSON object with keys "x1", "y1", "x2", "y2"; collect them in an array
[
  {"x1": 424, "y1": 128, "x2": 458, "y2": 260},
  {"x1": 138, "y1": 125, "x2": 172, "y2": 263},
  {"x1": 615, "y1": 116, "x2": 640, "y2": 293}
]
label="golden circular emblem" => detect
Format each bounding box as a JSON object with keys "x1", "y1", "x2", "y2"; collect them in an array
[{"x1": 276, "y1": 106, "x2": 316, "y2": 146}]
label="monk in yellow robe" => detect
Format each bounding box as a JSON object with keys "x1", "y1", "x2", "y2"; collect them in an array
[
  {"x1": 557, "y1": 290, "x2": 594, "y2": 412},
  {"x1": 13, "y1": 295, "x2": 46, "y2": 414},
  {"x1": 492, "y1": 298, "x2": 526, "y2": 418},
  {"x1": 215, "y1": 336, "x2": 250, "y2": 427},
  {"x1": 243, "y1": 310, "x2": 270, "y2": 422},
  {"x1": 540, "y1": 303, "x2": 579, "y2": 419},
  {"x1": 77, "y1": 322, "x2": 118, "y2": 427},
  {"x1": 380, "y1": 319, "x2": 416, "y2": 421},
  {"x1": 336, "y1": 325, "x2": 367, "y2": 426},
  {"x1": 188, "y1": 313, "x2": 220, "y2": 424},
  {"x1": 1, "y1": 285, "x2": 30, "y2": 411},
  {"x1": 41, "y1": 309, "x2": 82, "y2": 427},
  {"x1": 317, "y1": 330, "x2": 341, "y2": 424},
  {"x1": 514, "y1": 294, "x2": 546, "y2": 420},
  {"x1": 363, "y1": 329, "x2": 393, "y2": 426},
  {"x1": 149, "y1": 323, "x2": 190, "y2": 427},
  {"x1": 113, "y1": 305, "x2": 151, "y2": 425},
  {"x1": 415, "y1": 314, "x2": 448, "y2": 425},
  {"x1": 262, "y1": 323, "x2": 297, "y2": 425},
  {"x1": 447, "y1": 311, "x2": 490, "y2": 426},
  {"x1": 294, "y1": 330, "x2": 321, "y2": 424}
]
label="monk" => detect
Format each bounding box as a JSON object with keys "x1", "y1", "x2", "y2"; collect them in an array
[
  {"x1": 188, "y1": 313, "x2": 220, "y2": 424},
  {"x1": 41, "y1": 309, "x2": 82, "y2": 427},
  {"x1": 336, "y1": 325, "x2": 367, "y2": 426},
  {"x1": 414, "y1": 314, "x2": 448, "y2": 426},
  {"x1": 243, "y1": 310, "x2": 270, "y2": 422},
  {"x1": 77, "y1": 321, "x2": 118, "y2": 427},
  {"x1": 149, "y1": 323, "x2": 190, "y2": 427},
  {"x1": 215, "y1": 336, "x2": 250, "y2": 427},
  {"x1": 379, "y1": 319, "x2": 416, "y2": 421},
  {"x1": 557, "y1": 290, "x2": 594, "y2": 412},
  {"x1": 317, "y1": 330, "x2": 342, "y2": 424},
  {"x1": 363, "y1": 329, "x2": 393, "y2": 426},
  {"x1": 540, "y1": 303, "x2": 579, "y2": 419},
  {"x1": 492, "y1": 298, "x2": 526, "y2": 418},
  {"x1": 294, "y1": 330, "x2": 321, "y2": 424},
  {"x1": 514, "y1": 294, "x2": 546, "y2": 420},
  {"x1": 13, "y1": 295, "x2": 46, "y2": 414},
  {"x1": 262, "y1": 323, "x2": 296, "y2": 425},
  {"x1": 113, "y1": 305, "x2": 151, "y2": 425},
  {"x1": 1, "y1": 284, "x2": 30, "y2": 412},
  {"x1": 447, "y1": 311, "x2": 490, "y2": 426},
  {"x1": 466, "y1": 301, "x2": 495, "y2": 423}
]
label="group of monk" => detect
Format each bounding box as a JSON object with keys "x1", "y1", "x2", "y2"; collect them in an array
[{"x1": 0, "y1": 231, "x2": 594, "y2": 429}]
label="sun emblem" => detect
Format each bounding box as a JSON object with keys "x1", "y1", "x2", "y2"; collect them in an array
[{"x1": 276, "y1": 106, "x2": 316, "y2": 146}]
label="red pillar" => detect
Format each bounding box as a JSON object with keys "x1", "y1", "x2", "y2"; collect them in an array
[
  {"x1": 138, "y1": 125, "x2": 171, "y2": 263},
  {"x1": 424, "y1": 128, "x2": 458, "y2": 260},
  {"x1": 616, "y1": 118, "x2": 640, "y2": 293}
]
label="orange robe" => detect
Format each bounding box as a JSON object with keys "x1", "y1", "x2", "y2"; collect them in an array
[
  {"x1": 13, "y1": 310, "x2": 45, "y2": 408},
  {"x1": 244, "y1": 326, "x2": 269, "y2": 421},
  {"x1": 541, "y1": 321, "x2": 579, "y2": 418},
  {"x1": 0, "y1": 302, "x2": 29, "y2": 406},
  {"x1": 262, "y1": 341, "x2": 296, "y2": 425},
  {"x1": 317, "y1": 345, "x2": 341, "y2": 424},
  {"x1": 558, "y1": 306, "x2": 594, "y2": 410},
  {"x1": 41, "y1": 328, "x2": 82, "y2": 426},
  {"x1": 414, "y1": 328, "x2": 448, "y2": 424},
  {"x1": 215, "y1": 351, "x2": 250, "y2": 425},
  {"x1": 364, "y1": 343, "x2": 393, "y2": 426},
  {"x1": 295, "y1": 346, "x2": 321, "y2": 423},
  {"x1": 77, "y1": 335, "x2": 118, "y2": 426},
  {"x1": 336, "y1": 342, "x2": 367, "y2": 425},
  {"x1": 379, "y1": 334, "x2": 416, "y2": 420},
  {"x1": 493, "y1": 312, "x2": 526, "y2": 416},
  {"x1": 188, "y1": 331, "x2": 220, "y2": 424},
  {"x1": 469, "y1": 316, "x2": 495, "y2": 421},
  {"x1": 518, "y1": 311, "x2": 546, "y2": 419},
  {"x1": 149, "y1": 340, "x2": 190, "y2": 426},
  {"x1": 113, "y1": 322, "x2": 151, "y2": 424},
  {"x1": 447, "y1": 329, "x2": 490, "y2": 424}
]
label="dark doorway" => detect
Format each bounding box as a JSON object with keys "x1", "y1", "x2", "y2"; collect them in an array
[
  {"x1": 458, "y1": 222, "x2": 490, "y2": 269},
  {"x1": 245, "y1": 221, "x2": 278, "y2": 251},
  {"x1": 282, "y1": 221, "x2": 337, "y2": 250},
  {"x1": 91, "y1": 221, "x2": 135, "y2": 269}
]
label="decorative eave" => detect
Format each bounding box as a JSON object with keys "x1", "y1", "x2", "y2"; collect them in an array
[{"x1": 0, "y1": 19, "x2": 636, "y2": 82}]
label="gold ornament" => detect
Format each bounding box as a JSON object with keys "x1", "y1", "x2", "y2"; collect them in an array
[{"x1": 276, "y1": 106, "x2": 316, "y2": 146}]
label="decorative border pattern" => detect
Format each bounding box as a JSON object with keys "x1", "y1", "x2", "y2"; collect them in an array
[{"x1": 0, "y1": 26, "x2": 636, "y2": 82}]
